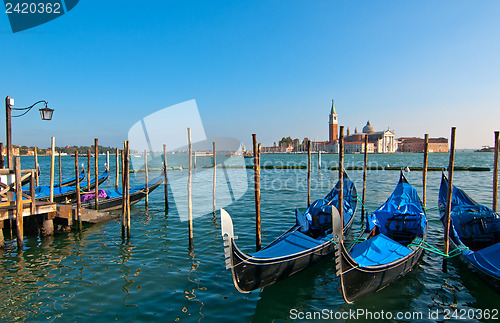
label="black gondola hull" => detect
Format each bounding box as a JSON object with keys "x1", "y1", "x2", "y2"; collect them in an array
[
  {"x1": 335, "y1": 241, "x2": 424, "y2": 302},
  {"x1": 80, "y1": 180, "x2": 162, "y2": 211},
  {"x1": 229, "y1": 233, "x2": 336, "y2": 292}
]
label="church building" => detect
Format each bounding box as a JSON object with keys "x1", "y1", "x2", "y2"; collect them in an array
[{"x1": 321, "y1": 101, "x2": 398, "y2": 153}]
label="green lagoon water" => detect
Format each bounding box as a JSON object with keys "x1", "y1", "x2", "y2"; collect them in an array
[{"x1": 0, "y1": 152, "x2": 498, "y2": 322}]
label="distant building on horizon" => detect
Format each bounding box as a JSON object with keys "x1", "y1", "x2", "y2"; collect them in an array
[
  {"x1": 398, "y1": 137, "x2": 448, "y2": 153},
  {"x1": 323, "y1": 101, "x2": 397, "y2": 153}
]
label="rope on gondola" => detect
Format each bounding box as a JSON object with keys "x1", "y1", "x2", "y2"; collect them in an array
[
  {"x1": 423, "y1": 206, "x2": 439, "y2": 212},
  {"x1": 408, "y1": 238, "x2": 468, "y2": 258}
]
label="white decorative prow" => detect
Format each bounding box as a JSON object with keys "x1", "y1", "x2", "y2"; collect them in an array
[{"x1": 220, "y1": 208, "x2": 237, "y2": 269}]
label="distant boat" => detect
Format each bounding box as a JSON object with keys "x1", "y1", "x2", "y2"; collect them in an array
[
  {"x1": 475, "y1": 146, "x2": 495, "y2": 152},
  {"x1": 79, "y1": 177, "x2": 163, "y2": 211}
]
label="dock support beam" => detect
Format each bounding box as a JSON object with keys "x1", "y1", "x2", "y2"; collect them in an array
[
  {"x1": 15, "y1": 157, "x2": 24, "y2": 248},
  {"x1": 0, "y1": 220, "x2": 4, "y2": 248}
]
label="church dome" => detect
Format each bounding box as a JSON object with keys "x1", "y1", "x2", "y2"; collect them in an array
[{"x1": 362, "y1": 121, "x2": 374, "y2": 134}]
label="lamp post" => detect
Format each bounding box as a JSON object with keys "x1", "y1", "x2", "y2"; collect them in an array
[{"x1": 5, "y1": 96, "x2": 53, "y2": 169}]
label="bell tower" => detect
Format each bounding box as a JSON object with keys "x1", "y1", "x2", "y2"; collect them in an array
[{"x1": 329, "y1": 100, "x2": 338, "y2": 142}]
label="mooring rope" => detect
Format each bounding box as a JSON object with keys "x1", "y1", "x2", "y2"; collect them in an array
[{"x1": 408, "y1": 238, "x2": 468, "y2": 258}]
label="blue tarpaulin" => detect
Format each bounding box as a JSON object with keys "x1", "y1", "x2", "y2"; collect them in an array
[{"x1": 350, "y1": 234, "x2": 412, "y2": 267}]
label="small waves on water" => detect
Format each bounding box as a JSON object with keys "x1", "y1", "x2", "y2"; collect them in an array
[{"x1": 0, "y1": 152, "x2": 498, "y2": 322}]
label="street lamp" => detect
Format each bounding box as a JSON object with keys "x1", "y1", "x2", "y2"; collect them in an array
[{"x1": 5, "y1": 96, "x2": 54, "y2": 169}]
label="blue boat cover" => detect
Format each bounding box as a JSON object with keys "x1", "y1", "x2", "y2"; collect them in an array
[
  {"x1": 466, "y1": 243, "x2": 500, "y2": 279},
  {"x1": 297, "y1": 175, "x2": 357, "y2": 233},
  {"x1": 249, "y1": 230, "x2": 328, "y2": 259},
  {"x1": 438, "y1": 177, "x2": 500, "y2": 281},
  {"x1": 350, "y1": 234, "x2": 412, "y2": 267},
  {"x1": 367, "y1": 182, "x2": 426, "y2": 237},
  {"x1": 25, "y1": 171, "x2": 109, "y2": 199}
]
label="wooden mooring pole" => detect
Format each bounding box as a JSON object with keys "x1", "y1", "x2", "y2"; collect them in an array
[
  {"x1": 75, "y1": 151, "x2": 82, "y2": 230},
  {"x1": 58, "y1": 151, "x2": 62, "y2": 187},
  {"x1": 115, "y1": 148, "x2": 119, "y2": 190},
  {"x1": 187, "y1": 128, "x2": 193, "y2": 246},
  {"x1": 94, "y1": 138, "x2": 99, "y2": 210},
  {"x1": 318, "y1": 151, "x2": 321, "y2": 170},
  {"x1": 253, "y1": 134, "x2": 261, "y2": 251},
  {"x1": 307, "y1": 140, "x2": 311, "y2": 206},
  {"x1": 50, "y1": 137, "x2": 55, "y2": 203},
  {"x1": 121, "y1": 145, "x2": 126, "y2": 237},
  {"x1": 34, "y1": 146, "x2": 39, "y2": 186},
  {"x1": 361, "y1": 134, "x2": 368, "y2": 221},
  {"x1": 14, "y1": 157, "x2": 23, "y2": 249},
  {"x1": 212, "y1": 142, "x2": 216, "y2": 214},
  {"x1": 144, "y1": 150, "x2": 149, "y2": 208},
  {"x1": 493, "y1": 131, "x2": 499, "y2": 212},
  {"x1": 0, "y1": 142, "x2": 4, "y2": 169},
  {"x1": 443, "y1": 127, "x2": 456, "y2": 271},
  {"x1": 163, "y1": 144, "x2": 168, "y2": 210},
  {"x1": 87, "y1": 149, "x2": 91, "y2": 191},
  {"x1": 126, "y1": 142, "x2": 130, "y2": 237},
  {"x1": 121, "y1": 141, "x2": 131, "y2": 238},
  {"x1": 423, "y1": 134, "x2": 429, "y2": 208},
  {"x1": 339, "y1": 126, "x2": 344, "y2": 227}
]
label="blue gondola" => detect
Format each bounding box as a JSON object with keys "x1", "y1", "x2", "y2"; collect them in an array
[
  {"x1": 334, "y1": 172, "x2": 427, "y2": 303},
  {"x1": 221, "y1": 171, "x2": 357, "y2": 293},
  {"x1": 439, "y1": 173, "x2": 500, "y2": 291}
]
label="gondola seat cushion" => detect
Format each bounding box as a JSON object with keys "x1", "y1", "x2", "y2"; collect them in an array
[
  {"x1": 249, "y1": 231, "x2": 327, "y2": 259},
  {"x1": 350, "y1": 234, "x2": 412, "y2": 267}
]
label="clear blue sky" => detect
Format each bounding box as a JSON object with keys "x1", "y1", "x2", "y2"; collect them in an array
[{"x1": 1, "y1": 0, "x2": 499, "y2": 149}]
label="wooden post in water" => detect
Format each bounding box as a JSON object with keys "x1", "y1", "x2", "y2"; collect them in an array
[
  {"x1": 493, "y1": 131, "x2": 499, "y2": 212},
  {"x1": 307, "y1": 140, "x2": 311, "y2": 206},
  {"x1": 163, "y1": 144, "x2": 168, "y2": 210},
  {"x1": 444, "y1": 127, "x2": 456, "y2": 264},
  {"x1": 212, "y1": 142, "x2": 216, "y2": 214},
  {"x1": 94, "y1": 138, "x2": 99, "y2": 210},
  {"x1": 75, "y1": 151, "x2": 82, "y2": 230},
  {"x1": 423, "y1": 134, "x2": 429, "y2": 208},
  {"x1": 252, "y1": 134, "x2": 261, "y2": 251},
  {"x1": 34, "y1": 147, "x2": 39, "y2": 186},
  {"x1": 115, "y1": 148, "x2": 119, "y2": 190},
  {"x1": 106, "y1": 151, "x2": 109, "y2": 171},
  {"x1": 121, "y1": 144, "x2": 126, "y2": 237},
  {"x1": 193, "y1": 151, "x2": 197, "y2": 169},
  {"x1": 339, "y1": 126, "x2": 344, "y2": 227},
  {"x1": 29, "y1": 169, "x2": 36, "y2": 217},
  {"x1": 318, "y1": 151, "x2": 321, "y2": 170},
  {"x1": 50, "y1": 137, "x2": 55, "y2": 203},
  {"x1": 87, "y1": 149, "x2": 91, "y2": 191},
  {"x1": 0, "y1": 142, "x2": 4, "y2": 169},
  {"x1": 187, "y1": 128, "x2": 193, "y2": 245},
  {"x1": 125, "y1": 142, "x2": 130, "y2": 237},
  {"x1": 361, "y1": 134, "x2": 368, "y2": 221},
  {"x1": 144, "y1": 150, "x2": 149, "y2": 208},
  {"x1": 14, "y1": 157, "x2": 23, "y2": 249},
  {"x1": 58, "y1": 151, "x2": 62, "y2": 187}
]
